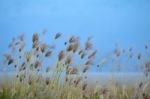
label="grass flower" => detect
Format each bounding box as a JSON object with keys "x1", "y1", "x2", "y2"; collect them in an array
[
  {"x1": 145, "y1": 60, "x2": 150, "y2": 76},
  {"x1": 74, "y1": 77, "x2": 82, "y2": 86},
  {"x1": 65, "y1": 55, "x2": 73, "y2": 65},
  {"x1": 129, "y1": 47, "x2": 133, "y2": 52},
  {"x1": 85, "y1": 41, "x2": 93, "y2": 50},
  {"x1": 45, "y1": 50, "x2": 52, "y2": 57},
  {"x1": 40, "y1": 43, "x2": 46, "y2": 53},
  {"x1": 25, "y1": 52, "x2": 32, "y2": 62},
  {"x1": 64, "y1": 42, "x2": 67, "y2": 45},
  {"x1": 18, "y1": 41, "x2": 25, "y2": 52},
  {"x1": 145, "y1": 45, "x2": 148, "y2": 50},
  {"x1": 55, "y1": 32, "x2": 62, "y2": 39},
  {"x1": 81, "y1": 52, "x2": 86, "y2": 59},
  {"x1": 32, "y1": 33, "x2": 39, "y2": 43},
  {"x1": 73, "y1": 40, "x2": 80, "y2": 53},
  {"x1": 88, "y1": 50, "x2": 97, "y2": 59},
  {"x1": 114, "y1": 48, "x2": 121, "y2": 57},
  {"x1": 18, "y1": 34, "x2": 25, "y2": 41},
  {"x1": 83, "y1": 65, "x2": 89, "y2": 73},
  {"x1": 58, "y1": 50, "x2": 65, "y2": 61},
  {"x1": 3, "y1": 54, "x2": 14, "y2": 65},
  {"x1": 34, "y1": 61, "x2": 41, "y2": 69},
  {"x1": 69, "y1": 35, "x2": 77, "y2": 43},
  {"x1": 85, "y1": 60, "x2": 93, "y2": 66},
  {"x1": 78, "y1": 49, "x2": 83, "y2": 55},
  {"x1": 8, "y1": 59, "x2": 14, "y2": 65},
  {"x1": 67, "y1": 44, "x2": 74, "y2": 52},
  {"x1": 68, "y1": 67, "x2": 78, "y2": 74},
  {"x1": 137, "y1": 53, "x2": 142, "y2": 60}
]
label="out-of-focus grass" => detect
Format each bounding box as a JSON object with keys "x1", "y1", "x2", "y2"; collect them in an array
[{"x1": 0, "y1": 73, "x2": 150, "y2": 99}]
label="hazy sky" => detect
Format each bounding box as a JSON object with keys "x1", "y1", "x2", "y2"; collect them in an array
[{"x1": 0, "y1": 0, "x2": 150, "y2": 72}]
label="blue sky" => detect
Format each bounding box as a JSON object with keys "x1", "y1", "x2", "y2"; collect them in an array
[{"x1": 0, "y1": 0, "x2": 150, "y2": 72}]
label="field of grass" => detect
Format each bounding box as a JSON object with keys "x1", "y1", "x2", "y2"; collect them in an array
[
  {"x1": 0, "y1": 32, "x2": 150, "y2": 99},
  {"x1": 0, "y1": 72, "x2": 150, "y2": 99}
]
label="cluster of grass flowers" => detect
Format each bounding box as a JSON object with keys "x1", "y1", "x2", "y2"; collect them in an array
[{"x1": 0, "y1": 31, "x2": 150, "y2": 99}]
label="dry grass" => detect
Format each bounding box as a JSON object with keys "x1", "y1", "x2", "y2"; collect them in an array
[{"x1": 0, "y1": 32, "x2": 150, "y2": 99}]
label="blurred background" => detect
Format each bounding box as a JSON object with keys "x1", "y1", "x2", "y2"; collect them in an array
[{"x1": 0, "y1": 0, "x2": 150, "y2": 73}]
